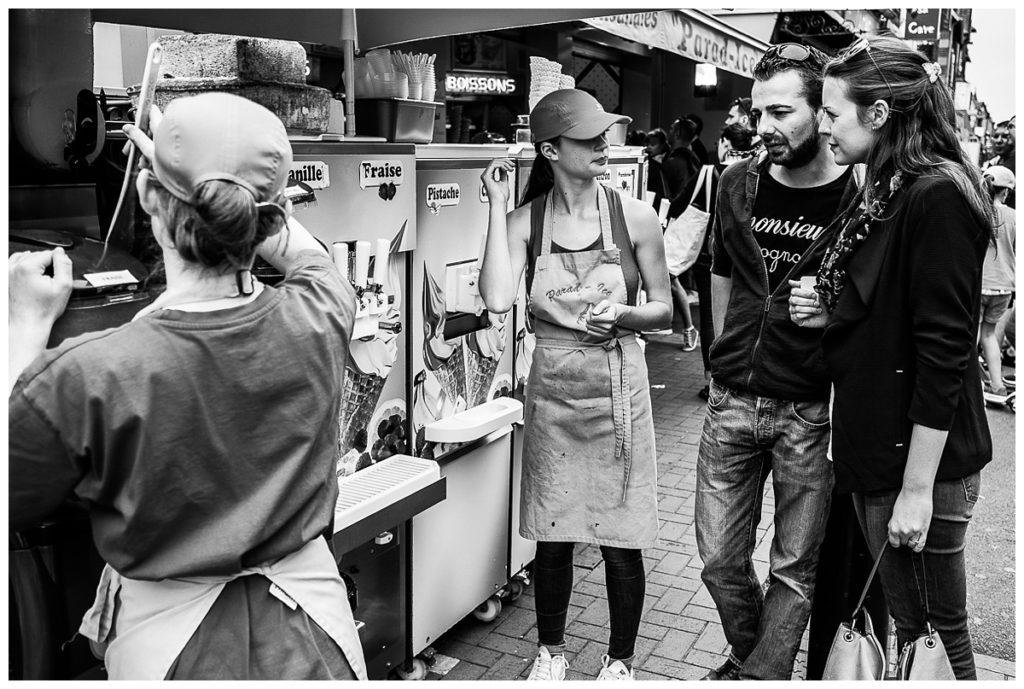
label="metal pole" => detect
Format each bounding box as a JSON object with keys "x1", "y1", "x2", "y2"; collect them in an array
[{"x1": 341, "y1": 9, "x2": 357, "y2": 138}]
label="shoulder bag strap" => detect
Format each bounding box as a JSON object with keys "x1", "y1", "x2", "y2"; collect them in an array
[
  {"x1": 702, "y1": 165, "x2": 714, "y2": 209},
  {"x1": 687, "y1": 166, "x2": 709, "y2": 206},
  {"x1": 851, "y1": 543, "x2": 888, "y2": 622}
]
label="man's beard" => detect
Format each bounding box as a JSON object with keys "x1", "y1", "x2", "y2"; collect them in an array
[{"x1": 763, "y1": 125, "x2": 822, "y2": 169}]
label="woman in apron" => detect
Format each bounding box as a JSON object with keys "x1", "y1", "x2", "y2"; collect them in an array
[
  {"x1": 9, "y1": 94, "x2": 366, "y2": 679},
  {"x1": 480, "y1": 89, "x2": 672, "y2": 681}
]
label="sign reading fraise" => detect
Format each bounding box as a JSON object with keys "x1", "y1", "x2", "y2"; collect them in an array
[
  {"x1": 288, "y1": 161, "x2": 330, "y2": 189},
  {"x1": 358, "y1": 160, "x2": 404, "y2": 189},
  {"x1": 426, "y1": 183, "x2": 461, "y2": 211},
  {"x1": 584, "y1": 11, "x2": 767, "y2": 79}
]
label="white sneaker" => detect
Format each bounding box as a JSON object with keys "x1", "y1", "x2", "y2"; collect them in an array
[
  {"x1": 682, "y1": 327, "x2": 700, "y2": 352},
  {"x1": 596, "y1": 655, "x2": 634, "y2": 681},
  {"x1": 527, "y1": 646, "x2": 569, "y2": 681}
]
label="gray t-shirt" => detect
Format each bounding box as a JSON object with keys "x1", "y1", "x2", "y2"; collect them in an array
[{"x1": 10, "y1": 250, "x2": 356, "y2": 579}]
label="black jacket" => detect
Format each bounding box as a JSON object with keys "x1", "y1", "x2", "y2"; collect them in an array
[
  {"x1": 823, "y1": 175, "x2": 992, "y2": 493},
  {"x1": 661, "y1": 146, "x2": 701, "y2": 202},
  {"x1": 709, "y1": 153, "x2": 860, "y2": 401}
]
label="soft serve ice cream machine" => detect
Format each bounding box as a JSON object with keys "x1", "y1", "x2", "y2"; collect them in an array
[{"x1": 287, "y1": 142, "x2": 446, "y2": 680}]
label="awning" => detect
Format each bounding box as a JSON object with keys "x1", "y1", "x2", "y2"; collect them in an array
[
  {"x1": 582, "y1": 10, "x2": 770, "y2": 79},
  {"x1": 91, "y1": 9, "x2": 633, "y2": 51}
]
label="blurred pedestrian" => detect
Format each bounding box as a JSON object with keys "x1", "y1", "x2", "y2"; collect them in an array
[
  {"x1": 479, "y1": 89, "x2": 672, "y2": 681},
  {"x1": 984, "y1": 118, "x2": 1015, "y2": 207},
  {"x1": 695, "y1": 42, "x2": 860, "y2": 680},
  {"x1": 663, "y1": 116, "x2": 705, "y2": 351},
  {"x1": 790, "y1": 34, "x2": 996, "y2": 679},
  {"x1": 685, "y1": 113, "x2": 711, "y2": 165},
  {"x1": 644, "y1": 128, "x2": 670, "y2": 210},
  {"x1": 667, "y1": 123, "x2": 757, "y2": 400},
  {"x1": 725, "y1": 97, "x2": 754, "y2": 130},
  {"x1": 978, "y1": 165, "x2": 1015, "y2": 401}
]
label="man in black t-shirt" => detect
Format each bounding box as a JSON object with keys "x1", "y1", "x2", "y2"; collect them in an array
[{"x1": 694, "y1": 43, "x2": 860, "y2": 681}]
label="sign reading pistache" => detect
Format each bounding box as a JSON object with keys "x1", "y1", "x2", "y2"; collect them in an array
[
  {"x1": 425, "y1": 183, "x2": 461, "y2": 211},
  {"x1": 358, "y1": 160, "x2": 404, "y2": 189},
  {"x1": 584, "y1": 11, "x2": 766, "y2": 79}
]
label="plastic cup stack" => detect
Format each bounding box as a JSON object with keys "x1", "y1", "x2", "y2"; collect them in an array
[
  {"x1": 365, "y1": 48, "x2": 392, "y2": 79},
  {"x1": 422, "y1": 63, "x2": 436, "y2": 101},
  {"x1": 372, "y1": 72, "x2": 409, "y2": 99}
]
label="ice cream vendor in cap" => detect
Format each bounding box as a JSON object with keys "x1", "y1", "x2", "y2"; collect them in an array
[
  {"x1": 8, "y1": 92, "x2": 366, "y2": 680},
  {"x1": 480, "y1": 88, "x2": 672, "y2": 681}
]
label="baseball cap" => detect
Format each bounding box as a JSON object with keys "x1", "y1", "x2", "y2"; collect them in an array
[
  {"x1": 985, "y1": 165, "x2": 1016, "y2": 190},
  {"x1": 152, "y1": 92, "x2": 292, "y2": 206},
  {"x1": 530, "y1": 89, "x2": 631, "y2": 143}
]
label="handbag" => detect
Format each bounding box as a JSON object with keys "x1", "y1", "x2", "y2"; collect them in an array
[
  {"x1": 822, "y1": 544, "x2": 888, "y2": 680},
  {"x1": 663, "y1": 165, "x2": 714, "y2": 276},
  {"x1": 895, "y1": 555, "x2": 956, "y2": 680}
]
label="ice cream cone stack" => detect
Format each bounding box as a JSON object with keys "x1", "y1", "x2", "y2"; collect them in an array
[
  {"x1": 337, "y1": 367, "x2": 388, "y2": 457},
  {"x1": 430, "y1": 342, "x2": 468, "y2": 407},
  {"x1": 465, "y1": 348, "x2": 500, "y2": 408}
]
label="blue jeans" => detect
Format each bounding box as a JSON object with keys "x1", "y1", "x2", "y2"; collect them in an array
[
  {"x1": 695, "y1": 380, "x2": 834, "y2": 679},
  {"x1": 852, "y1": 472, "x2": 981, "y2": 680}
]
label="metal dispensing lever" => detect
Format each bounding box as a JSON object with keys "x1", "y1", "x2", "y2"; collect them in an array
[{"x1": 122, "y1": 42, "x2": 162, "y2": 156}]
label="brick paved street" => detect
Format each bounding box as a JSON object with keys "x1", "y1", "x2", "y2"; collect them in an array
[{"x1": 412, "y1": 332, "x2": 1016, "y2": 681}]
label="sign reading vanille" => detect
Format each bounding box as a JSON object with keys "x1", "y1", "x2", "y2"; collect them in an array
[{"x1": 584, "y1": 11, "x2": 766, "y2": 79}]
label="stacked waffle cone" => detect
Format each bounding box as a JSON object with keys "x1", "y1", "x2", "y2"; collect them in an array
[
  {"x1": 337, "y1": 366, "x2": 388, "y2": 457},
  {"x1": 529, "y1": 56, "x2": 572, "y2": 111},
  {"x1": 430, "y1": 342, "x2": 469, "y2": 407},
  {"x1": 465, "y1": 348, "x2": 500, "y2": 408}
]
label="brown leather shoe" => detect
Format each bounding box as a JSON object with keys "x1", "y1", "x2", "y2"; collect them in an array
[{"x1": 701, "y1": 658, "x2": 742, "y2": 681}]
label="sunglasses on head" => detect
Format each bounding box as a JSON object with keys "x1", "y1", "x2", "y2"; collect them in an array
[
  {"x1": 766, "y1": 43, "x2": 812, "y2": 62},
  {"x1": 840, "y1": 37, "x2": 897, "y2": 107}
]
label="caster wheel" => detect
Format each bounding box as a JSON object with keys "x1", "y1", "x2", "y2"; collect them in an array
[
  {"x1": 1007, "y1": 397, "x2": 1015, "y2": 412},
  {"x1": 473, "y1": 596, "x2": 502, "y2": 622},
  {"x1": 396, "y1": 658, "x2": 428, "y2": 681},
  {"x1": 504, "y1": 579, "x2": 525, "y2": 602}
]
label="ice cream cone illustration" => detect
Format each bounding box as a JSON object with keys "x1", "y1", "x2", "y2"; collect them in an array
[
  {"x1": 338, "y1": 366, "x2": 388, "y2": 457},
  {"x1": 422, "y1": 267, "x2": 468, "y2": 406},
  {"x1": 337, "y1": 229, "x2": 403, "y2": 465},
  {"x1": 465, "y1": 312, "x2": 507, "y2": 407}
]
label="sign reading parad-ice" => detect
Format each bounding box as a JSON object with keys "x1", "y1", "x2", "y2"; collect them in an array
[
  {"x1": 288, "y1": 161, "x2": 330, "y2": 189},
  {"x1": 358, "y1": 160, "x2": 404, "y2": 189},
  {"x1": 425, "y1": 183, "x2": 461, "y2": 210}
]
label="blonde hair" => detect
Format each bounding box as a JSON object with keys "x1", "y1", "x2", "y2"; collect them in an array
[{"x1": 150, "y1": 179, "x2": 286, "y2": 270}]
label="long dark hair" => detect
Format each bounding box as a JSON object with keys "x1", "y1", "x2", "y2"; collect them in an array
[
  {"x1": 519, "y1": 137, "x2": 560, "y2": 207},
  {"x1": 824, "y1": 34, "x2": 994, "y2": 235}
]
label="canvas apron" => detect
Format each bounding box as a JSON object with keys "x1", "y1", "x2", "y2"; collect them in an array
[
  {"x1": 78, "y1": 537, "x2": 368, "y2": 680},
  {"x1": 520, "y1": 190, "x2": 659, "y2": 549}
]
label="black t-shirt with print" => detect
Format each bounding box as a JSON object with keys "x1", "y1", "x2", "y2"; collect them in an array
[{"x1": 751, "y1": 168, "x2": 853, "y2": 293}]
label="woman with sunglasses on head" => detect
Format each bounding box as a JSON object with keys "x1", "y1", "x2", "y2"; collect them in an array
[
  {"x1": 788, "y1": 34, "x2": 994, "y2": 679},
  {"x1": 480, "y1": 89, "x2": 671, "y2": 681},
  {"x1": 9, "y1": 94, "x2": 366, "y2": 679}
]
